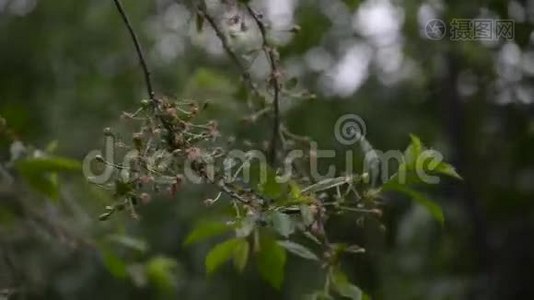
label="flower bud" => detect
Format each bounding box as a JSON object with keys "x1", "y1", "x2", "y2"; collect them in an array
[
  {"x1": 133, "y1": 132, "x2": 143, "y2": 149},
  {"x1": 140, "y1": 193, "x2": 151, "y2": 205},
  {"x1": 140, "y1": 99, "x2": 151, "y2": 108},
  {"x1": 290, "y1": 25, "x2": 301, "y2": 33},
  {"x1": 103, "y1": 127, "x2": 113, "y2": 136}
]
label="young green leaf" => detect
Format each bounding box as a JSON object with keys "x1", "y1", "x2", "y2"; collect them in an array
[
  {"x1": 17, "y1": 171, "x2": 59, "y2": 200},
  {"x1": 248, "y1": 163, "x2": 284, "y2": 199},
  {"x1": 15, "y1": 156, "x2": 81, "y2": 173},
  {"x1": 270, "y1": 212, "x2": 295, "y2": 238},
  {"x1": 108, "y1": 234, "x2": 148, "y2": 253},
  {"x1": 146, "y1": 256, "x2": 179, "y2": 292},
  {"x1": 331, "y1": 268, "x2": 362, "y2": 300},
  {"x1": 15, "y1": 156, "x2": 81, "y2": 201},
  {"x1": 432, "y1": 161, "x2": 462, "y2": 180},
  {"x1": 301, "y1": 177, "x2": 348, "y2": 194},
  {"x1": 307, "y1": 291, "x2": 334, "y2": 300},
  {"x1": 300, "y1": 204, "x2": 315, "y2": 227},
  {"x1": 260, "y1": 169, "x2": 283, "y2": 199},
  {"x1": 383, "y1": 183, "x2": 444, "y2": 225},
  {"x1": 205, "y1": 238, "x2": 243, "y2": 275},
  {"x1": 235, "y1": 215, "x2": 257, "y2": 238},
  {"x1": 233, "y1": 239, "x2": 250, "y2": 273},
  {"x1": 404, "y1": 134, "x2": 423, "y2": 166},
  {"x1": 277, "y1": 240, "x2": 319, "y2": 261},
  {"x1": 256, "y1": 235, "x2": 287, "y2": 289},
  {"x1": 101, "y1": 250, "x2": 128, "y2": 279},
  {"x1": 184, "y1": 221, "x2": 231, "y2": 246}
]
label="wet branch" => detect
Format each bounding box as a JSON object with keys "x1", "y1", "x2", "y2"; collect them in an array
[
  {"x1": 196, "y1": 5, "x2": 262, "y2": 98},
  {"x1": 245, "y1": 4, "x2": 281, "y2": 166},
  {"x1": 112, "y1": 0, "x2": 155, "y2": 101}
]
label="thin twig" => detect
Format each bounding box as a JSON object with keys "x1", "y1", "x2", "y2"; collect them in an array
[
  {"x1": 196, "y1": 5, "x2": 262, "y2": 99},
  {"x1": 111, "y1": 0, "x2": 181, "y2": 147},
  {"x1": 245, "y1": 4, "x2": 281, "y2": 166},
  {"x1": 112, "y1": 0, "x2": 155, "y2": 101}
]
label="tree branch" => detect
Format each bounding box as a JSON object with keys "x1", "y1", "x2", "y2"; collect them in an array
[
  {"x1": 112, "y1": 0, "x2": 155, "y2": 101},
  {"x1": 196, "y1": 5, "x2": 262, "y2": 99},
  {"x1": 245, "y1": 5, "x2": 281, "y2": 166},
  {"x1": 111, "y1": 0, "x2": 183, "y2": 148}
]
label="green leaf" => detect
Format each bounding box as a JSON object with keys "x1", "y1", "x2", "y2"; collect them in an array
[
  {"x1": 233, "y1": 239, "x2": 250, "y2": 273},
  {"x1": 248, "y1": 163, "x2": 284, "y2": 199},
  {"x1": 114, "y1": 179, "x2": 135, "y2": 197},
  {"x1": 300, "y1": 204, "x2": 315, "y2": 226},
  {"x1": 184, "y1": 221, "x2": 231, "y2": 246},
  {"x1": 404, "y1": 134, "x2": 423, "y2": 166},
  {"x1": 260, "y1": 169, "x2": 283, "y2": 199},
  {"x1": 102, "y1": 250, "x2": 128, "y2": 278},
  {"x1": 256, "y1": 235, "x2": 286, "y2": 289},
  {"x1": 301, "y1": 177, "x2": 348, "y2": 194},
  {"x1": 15, "y1": 156, "x2": 81, "y2": 200},
  {"x1": 45, "y1": 140, "x2": 59, "y2": 153},
  {"x1": 235, "y1": 82, "x2": 250, "y2": 103},
  {"x1": 18, "y1": 171, "x2": 59, "y2": 200},
  {"x1": 108, "y1": 234, "x2": 148, "y2": 253},
  {"x1": 362, "y1": 292, "x2": 372, "y2": 300},
  {"x1": 432, "y1": 161, "x2": 462, "y2": 180},
  {"x1": 146, "y1": 256, "x2": 178, "y2": 292},
  {"x1": 390, "y1": 135, "x2": 461, "y2": 184},
  {"x1": 289, "y1": 181, "x2": 302, "y2": 200},
  {"x1": 277, "y1": 240, "x2": 319, "y2": 261},
  {"x1": 205, "y1": 238, "x2": 243, "y2": 275},
  {"x1": 235, "y1": 215, "x2": 257, "y2": 238},
  {"x1": 331, "y1": 268, "x2": 362, "y2": 300},
  {"x1": 307, "y1": 291, "x2": 334, "y2": 300},
  {"x1": 15, "y1": 156, "x2": 81, "y2": 173},
  {"x1": 384, "y1": 183, "x2": 444, "y2": 225},
  {"x1": 270, "y1": 212, "x2": 295, "y2": 238}
]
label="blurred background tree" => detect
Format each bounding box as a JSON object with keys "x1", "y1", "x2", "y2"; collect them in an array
[{"x1": 1, "y1": 0, "x2": 534, "y2": 299}]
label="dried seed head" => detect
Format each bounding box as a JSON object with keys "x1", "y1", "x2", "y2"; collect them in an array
[
  {"x1": 165, "y1": 107, "x2": 177, "y2": 118},
  {"x1": 290, "y1": 25, "x2": 301, "y2": 33},
  {"x1": 133, "y1": 132, "x2": 143, "y2": 149},
  {"x1": 139, "y1": 175, "x2": 154, "y2": 184},
  {"x1": 371, "y1": 208, "x2": 383, "y2": 218},
  {"x1": 140, "y1": 193, "x2": 151, "y2": 205},
  {"x1": 103, "y1": 127, "x2": 113, "y2": 136},
  {"x1": 140, "y1": 99, "x2": 151, "y2": 108},
  {"x1": 186, "y1": 147, "x2": 202, "y2": 161},
  {"x1": 175, "y1": 174, "x2": 184, "y2": 185},
  {"x1": 121, "y1": 112, "x2": 134, "y2": 120}
]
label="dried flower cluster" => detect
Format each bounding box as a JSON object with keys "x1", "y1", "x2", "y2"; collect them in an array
[{"x1": 90, "y1": 0, "x2": 460, "y2": 298}]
